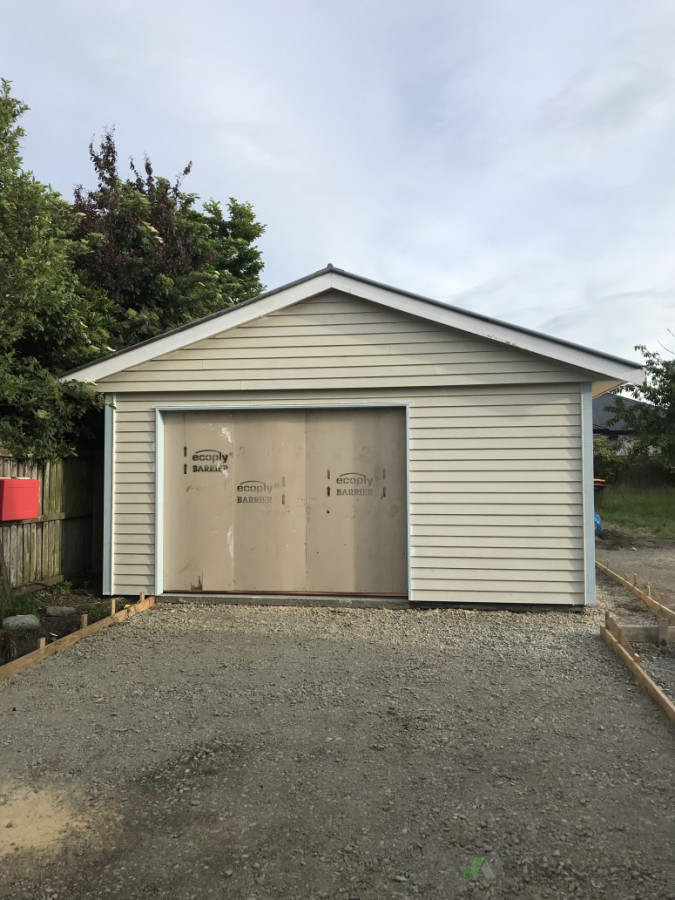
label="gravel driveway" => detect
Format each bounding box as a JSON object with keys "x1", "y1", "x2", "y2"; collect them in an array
[{"x1": 1, "y1": 582, "x2": 674, "y2": 900}]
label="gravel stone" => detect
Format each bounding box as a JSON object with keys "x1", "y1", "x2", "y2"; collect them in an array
[{"x1": 0, "y1": 576, "x2": 674, "y2": 899}]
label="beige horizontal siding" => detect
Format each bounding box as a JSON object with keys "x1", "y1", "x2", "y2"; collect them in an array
[
  {"x1": 411, "y1": 581, "x2": 580, "y2": 594},
  {"x1": 96, "y1": 291, "x2": 591, "y2": 393},
  {"x1": 109, "y1": 383, "x2": 585, "y2": 604},
  {"x1": 410, "y1": 514, "x2": 581, "y2": 527},
  {"x1": 412, "y1": 534, "x2": 582, "y2": 547},
  {"x1": 113, "y1": 382, "x2": 577, "y2": 407},
  {"x1": 406, "y1": 592, "x2": 579, "y2": 605},
  {"x1": 103, "y1": 372, "x2": 583, "y2": 393},
  {"x1": 126, "y1": 350, "x2": 554, "y2": 370},
  {"x1": 116, "y1": 463, "x2": 155, "y2": 476},
  {"x1": 410, "y1": 460, "x2": 580, "y2": 473},
  {"x1": 414, "y1": 544, "x2": 582, "y2": 558},
  {"x1": 413, "y1": 471, "x2": 580, "y2": 483}
]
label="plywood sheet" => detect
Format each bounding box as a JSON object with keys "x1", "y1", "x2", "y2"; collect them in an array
[
  {"x1": 163, "y1": 411, "x2": 235, "y2": 591},
  {"x1": 163, "y1": 408, "x2": 407, "y2": 594},
  {"x1": 229, "y1": 411, "x2": 306, "y2": 592},
  {"x1": 305, "y1": 409, "x2": 407, "y2": 593}
]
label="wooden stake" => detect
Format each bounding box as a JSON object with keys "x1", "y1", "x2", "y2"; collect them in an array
[
  {"x1": 595, "y1": 561, "x2": 675, "y2": 623},
  {"x1": 616, "y1": 623, "x2": 675, "y2": 643},
  {"x1": 38, "y1": 638, "x2": 45, "y2": 649},
  {"x1": 139, "y1": 591, "x2": 145, "y2": 604},
  {"x1": 605, "y1": 613, "x2": 639, "y2": 661},
  {"x1": 110, "y1": 598, "x2": 116, "y2": 615},
  {"x1": 0, "y1": 595, "x2": 156, "y2": 683},
  {"x1": 601, "y1": 626, "x2": 675, "y2": 726},
  {"x1": 658, "y1": 618, "x2": 669, "y2": 648},
  {"x1": 80, "y1": 614, "x2": 88, "y2": 629}
]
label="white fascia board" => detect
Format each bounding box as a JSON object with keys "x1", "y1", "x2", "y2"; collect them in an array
[
  {"x1": 331, "y1": 274, "x2": 645, "y2": 384},
  {"x1": 62, "y1": 269, "x2": 645, "y2": 386}
]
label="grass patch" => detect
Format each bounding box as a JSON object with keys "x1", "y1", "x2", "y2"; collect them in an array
[{"x1": 596, "y1": 487, "x2": 675, "y2": 539}]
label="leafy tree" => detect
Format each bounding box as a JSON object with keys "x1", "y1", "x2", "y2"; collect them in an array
[
  {"x1": 592, "y1": 434, "x2": 634, "y2": 484},
  {"x1": 607, "y1": 345, "x2": 675, "y2": 467},
  {"x1": 72, "y1": 130, "x2": 265, "y2": 349},
  {"x1": 0, "y1": 80, "x2": 104, "y2": 459},
  {"x1": 1, "y1": 85, "x2": 266, "y2": 459}
]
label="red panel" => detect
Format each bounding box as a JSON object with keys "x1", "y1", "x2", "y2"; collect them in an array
[{"x1": 0, "y1": 479, "x2": 40, "y2": 521}]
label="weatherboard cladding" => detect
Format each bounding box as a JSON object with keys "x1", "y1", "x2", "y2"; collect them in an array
[
  {"x1": 63, "y1": 265, "x2": 643, "y2": 383},
  {"x1": 105, "y1": 293, "x2": 585, "y2": 603},
  {"x1": 96, "y1": 292, "x2": 594, "y2": 394},
  {"x1": 112, "y1": 385, "x2": 583, "y2": 601}
]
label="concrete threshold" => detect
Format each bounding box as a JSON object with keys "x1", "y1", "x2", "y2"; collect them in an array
[{"x1": 159, "y1": 593, "x2": 410, "y2": 609}]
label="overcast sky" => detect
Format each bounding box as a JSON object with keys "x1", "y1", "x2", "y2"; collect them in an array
[{"x1": 3, "y1": 0, "x2": 674, "y2": 363}]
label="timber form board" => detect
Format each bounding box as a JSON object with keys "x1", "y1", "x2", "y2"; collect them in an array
[
  {"x1": 597, "y1": 560, "x2": 675, "y2": 726},
  {"x1": 0, "y1": 593, "x2": 155, "y2": 682}
]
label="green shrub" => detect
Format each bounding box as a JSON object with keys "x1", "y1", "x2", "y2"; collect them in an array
[
  {"x1": 593, "y1": 436, "x2": 629, "y2": 483},
  {"x1": 593, "y1": 436, "x2": 674, "y2": 489},
  {"x1": 0, "y1": 629, "x2": 17, "y2": 664},
  {"x1": 0, "y1": 579, "x2": 39, "y2": 620},
  {"x1": 87, "y1": 601, "x2": 111, "y2": 623}
]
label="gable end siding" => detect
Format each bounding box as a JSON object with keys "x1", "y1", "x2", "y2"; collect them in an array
[{"x1": 96, "y1": 292, "x2": 593, "y2": 393}]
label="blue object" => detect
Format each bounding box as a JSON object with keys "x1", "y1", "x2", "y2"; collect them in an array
[{"x1": 594, "y1": 512, "x2": 602, "y2": 534}]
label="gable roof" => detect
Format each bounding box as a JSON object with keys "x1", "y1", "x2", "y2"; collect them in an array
[{"x1": 62, "y1": 264, "x2": 644, "y2": 391}]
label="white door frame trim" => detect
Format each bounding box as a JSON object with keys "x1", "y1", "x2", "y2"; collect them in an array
[{"x1": 153, "y1": 402, "x2": 412, "y2": 599}]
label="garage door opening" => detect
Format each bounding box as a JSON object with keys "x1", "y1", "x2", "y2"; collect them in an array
[{"x1": 162, "y1": 408, "x2": 408, "y2": 595}]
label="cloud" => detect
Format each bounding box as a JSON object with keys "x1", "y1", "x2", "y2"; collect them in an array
[{"x1": 1, "y1": 0, "x2": 674, "y2": 361}]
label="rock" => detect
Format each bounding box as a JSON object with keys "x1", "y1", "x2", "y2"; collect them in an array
[
  {"x1": 45, "y1": 606, "x2": 76, "y2": 617},
  {"x1": 2, "y1": 614, "x2": 40, "y2": 632}
]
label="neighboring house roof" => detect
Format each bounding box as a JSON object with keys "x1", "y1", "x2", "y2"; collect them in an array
[
  {"x1": 592, "y1": 395, "x2": 646, "y2": 436},
  {"x1": 61, "y1": 264, "x2": 644, "y2": 393}
]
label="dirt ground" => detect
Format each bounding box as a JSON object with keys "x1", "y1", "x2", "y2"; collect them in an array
[
  {"x1": 595, "y1": 532, "x2": 675, "y2": 607},
  {"x1": 1, "y1": 574, "x2": 675, "y2": 900}
]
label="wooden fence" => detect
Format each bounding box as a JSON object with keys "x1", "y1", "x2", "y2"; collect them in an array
[{"x1": 0, "y1": 449, "x2": 103, "y2": 587}]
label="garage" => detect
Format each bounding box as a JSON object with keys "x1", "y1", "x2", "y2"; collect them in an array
[
  {"x1": 64, "y1": 265, "x2": 643, "y2": 606},
  {"x1": 162, "y1": 407, "x2": 407, "y2": 594}
]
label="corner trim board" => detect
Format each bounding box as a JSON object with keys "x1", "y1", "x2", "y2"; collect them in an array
[
  {"x1": 154, "y1": 408, "x2": 164, "y2": 597},
  {"x1": 102, "y1": 394, "x2": 115, "y2": 595},
  {"x1": 580, "y1": 383, "x2": 595, "y2": 606},
  {"x1": 405, "y1": 405, "x2": 412, "y2": 603}
]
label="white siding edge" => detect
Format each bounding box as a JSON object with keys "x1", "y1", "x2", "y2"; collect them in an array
[
  {"x1": 405, "y1": 406, "x2": 412, "y2": 603},
  {"x1": 580, "y1": 383, "x2": 595, "y2": 606},
  {"x1": 154, "y1": 409, "x2": 164, "y2": 597},
  {"x1": 103, "y1": 394, "x2": 115, "y2": 595}
]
